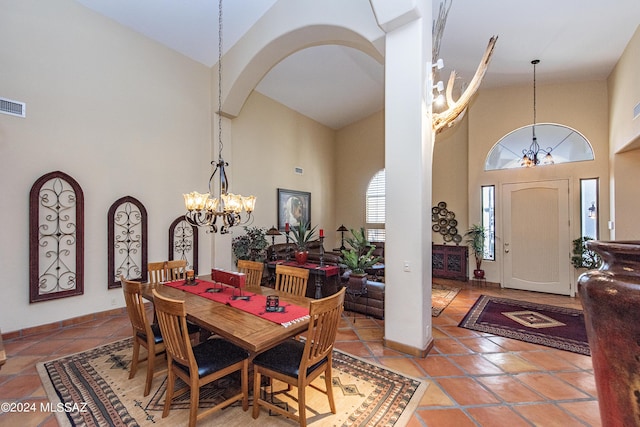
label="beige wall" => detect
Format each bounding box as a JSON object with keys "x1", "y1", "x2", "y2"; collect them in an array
[
  {"x1": 0, "y1": 0, "x2": 212, "y2": 332},
  {"x1": 334, "y1": 110, "x2": 385, "y2": 247},
  {"x1": 468, "y1": 81, "x2": 610, "y2": 283},
  {"x1": 230, "y1": 91, "x2": 337, "y2": 244},
  {"x1": 608, "y1": 26, "x2": 640, "y2": 239}
]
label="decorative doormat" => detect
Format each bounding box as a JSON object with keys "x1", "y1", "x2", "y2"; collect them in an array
[
  {"x1": 458, "y1": 295, "x2": 590, "y2": 355},
  {"x1": 432, "y1": 284, "x2": 460, "y2": 317},
  {"x1": 37, "y1": 338, "x2": 427, "y2": 427}
]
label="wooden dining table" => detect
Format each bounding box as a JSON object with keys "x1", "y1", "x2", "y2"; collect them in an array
[{"x1": 140, "y1": 275, "x2": 311, "y2": 357}]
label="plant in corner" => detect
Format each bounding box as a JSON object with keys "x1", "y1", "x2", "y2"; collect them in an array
[
  {"x1": 571, "y1": 236, "x2": 602, "y2": 270},
  {"x1": 464, "y1": 224, "x2": 487, "y2": 279},
  {"x1": 231, "y1": 226, "x2": 268, "y2": 264},
  {"x1": 289, "y1": 221, "x2": 317, "y2": 265}
]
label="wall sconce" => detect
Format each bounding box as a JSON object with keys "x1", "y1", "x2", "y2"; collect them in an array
[{"x1": 588, "y1": 202, "x2": 597, "y2": 219}]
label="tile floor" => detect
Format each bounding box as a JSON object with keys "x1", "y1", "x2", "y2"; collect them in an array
[{"x1": 0, "y1": 279, "x2": 600, "y2": 426}]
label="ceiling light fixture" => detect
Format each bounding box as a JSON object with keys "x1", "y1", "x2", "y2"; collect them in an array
[
  {"x1": 521, "y1": 59, "x2": 554, "y2": 167},
  {"x1": 183, "y1": 0, "x2": 255, "y2": 233}
]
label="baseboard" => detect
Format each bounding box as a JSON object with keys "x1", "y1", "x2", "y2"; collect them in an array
[
  {"x1": 1, "y1": 306, "x2": 127, "y2": 340},
  {"x1": 384, "y1": 336, "x2": 434, "y2": 358}
]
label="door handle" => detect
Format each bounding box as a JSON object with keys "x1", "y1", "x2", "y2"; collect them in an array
[{"x1": 504, "y1": 243, "x2": 510, "y2": 253}]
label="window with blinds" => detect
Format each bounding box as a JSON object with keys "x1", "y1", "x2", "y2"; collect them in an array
[{"x1": 366, "y1": 169, "x2": 385, "y2": 241}]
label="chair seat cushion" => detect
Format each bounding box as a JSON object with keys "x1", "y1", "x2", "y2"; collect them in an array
[
  {"x1": 252, "y1": 339, "x2": 326, "y2": 379},
  {"x1": 175, "y1": 338, "x2": 249, "y2": 378},
  {"x1": 138, "y1": 322, "x2": 199, "y2": 345}
]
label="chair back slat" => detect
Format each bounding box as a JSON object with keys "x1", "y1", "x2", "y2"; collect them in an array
[
  {"x1": 301, "y1": 288, "x2": 345, "y2": 370},
  {"x1": 121, "y1": 276, "x2": 152, "y2": 338},
  {"x1": 237, "y1": 260, "x2": 264, "y2": 289},
  {"x1": 148, "y1": 261, "x2": 168, "y2": 284},
  {"x1": 166, "y1": 259, "x2": 187, "y2": 281},
  {"x1": 274, "y1": 265, "x2": 309, "y2": 297},
  {"x1": 152, "y1": 290, "x2": 195, "y2": 369}
]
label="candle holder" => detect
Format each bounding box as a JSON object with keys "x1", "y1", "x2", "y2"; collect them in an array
[
  {"x1": 285, "y1": 231, "x2": 291, "y2": 261},
  {"x1": 319, "y1": 236, "x2": 325, "y2": 267}
]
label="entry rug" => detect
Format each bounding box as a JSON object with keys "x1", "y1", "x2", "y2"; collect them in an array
[
  {"x1": 432, "y1": 284, "x2": 460, "y2": 317},
  {"x1": 38, "y1": 338, "x2": 427, "y2": 427},
  {"x1": 459, "y1": 295, "x2": 590, "y2": 355}
]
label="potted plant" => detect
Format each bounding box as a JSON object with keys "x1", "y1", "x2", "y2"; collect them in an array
[
  {"x1": 464, "y1": 224, "x2": 487, "y2": 279},
  {"x1": 231, "y1": 226, "x2": 268, "y2": 264},
  {"x1": 289, "y1": 221, "x2": 317, "y2": 264},
  {"x1": 344, "y1": 227, "x2": 374, "y2": 257},
  {"x1": 571, "y1": 236, "x2": 602, "y2": 270}
]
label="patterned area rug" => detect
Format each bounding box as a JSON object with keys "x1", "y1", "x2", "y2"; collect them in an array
[
  {"x1": 432, "y1": 284, "x2": 460, "y2": 317},
  {"x1": 459, "y1": 295, "x2": 590, "y2": 355},
  {"x1": 37, "y1": 338, "x2": 427, "y2": 427}
]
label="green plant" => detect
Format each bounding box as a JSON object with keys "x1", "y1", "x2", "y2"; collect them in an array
[
  {"x1": 464, "y1": 224, "x2": 487, "y2": 271},
  {"x1": 289, "y1": 221, "x2": 317, "y2": 251},
  {"x1": 231, "y1": 226, "x2": 268, "y2": 263},
  {"x1": 341, "y1": 246, "x2": 382, "y2": 275},
  {"x1": 344, "y1": 227, "x2": 374, "y2": 257},
  {"x1": 571, "y1": 236, "x2": 602, "y2": 269}
]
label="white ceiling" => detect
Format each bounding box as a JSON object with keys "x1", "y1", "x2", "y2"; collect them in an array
[{"x1": 75, "y1": 0, "x2": 640, "y2": 129}]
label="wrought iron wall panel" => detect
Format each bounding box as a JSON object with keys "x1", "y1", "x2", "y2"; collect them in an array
[
  {"x1": 169, "y1": 217, "x2": 198, "y2": 275},
  {"x1": 108, "y1": 196, "x2": 147, "y2": 288},
  {"x1": 29, "y1": 171, "x2": 84, "y2": 303}
]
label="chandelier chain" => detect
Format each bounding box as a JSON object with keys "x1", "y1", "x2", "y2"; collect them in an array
[{"x1": 217, "y1": 0, "x2": 223, "y2": 161}]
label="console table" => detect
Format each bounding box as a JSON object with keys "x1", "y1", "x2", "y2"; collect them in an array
[
  {"x1": 266, "y1": 261, "x2": 340, "y2": 299},
  {"x1": 432, "y1": 244, "x2": 468, "y2": 281}
]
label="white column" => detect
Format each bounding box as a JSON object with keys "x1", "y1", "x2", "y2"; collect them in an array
[{"x1": 370, "y1": 0, "x2": 433, "y2": 355}]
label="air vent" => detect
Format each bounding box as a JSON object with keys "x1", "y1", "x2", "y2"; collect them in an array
[
  {"x1": 634, "y1": 101, "x2": 640, "y2": 119},
  {"x1": 294, "y1": 167, "x2": 304, "y2": 175},
  {"x1": 0, "y1": 97, "x2": 26, "y2": 118}
]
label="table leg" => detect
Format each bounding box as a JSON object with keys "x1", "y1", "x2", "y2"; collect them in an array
[{"x1": 315, "y1": 275, "x2": 322, "y2": 299}]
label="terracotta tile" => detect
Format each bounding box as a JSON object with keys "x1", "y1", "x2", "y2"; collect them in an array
[
  {"x1": 518, "y1": 350, "x2": 581, "y2": 371},
  {"x1": 486, "y1": 336, "x2": 550, "y2": 352},
  {"x1": 467, "y1": 406, "x2": 531, "y2": 426},
  {"x1": 365, "y1": 341, "x2": 405, "y2": 357},
  {"x1": 514, "y1": 403, "x2": 588, "y2": 426},
  {"x1": 482, "y1": 352, "x2": 542, "y2": 373},
  {"x1": 457, "y1": 336, "x2": 507, "y2": 353},
  {"x1": 354, "y1": 328, "x2": 384, "y2": 341},
  {"x1": 552, "y1": 350, "x2": 594, "y2": 370},
  {"x1": 559, "y1": 400, "x2": 602, "y2": 426},
  {"x1": 415, "y1": 408, "x2": 476, "y2": 427},
  {"x1": 0, "y1": 355, "x2": 43, "y2": 376},
  {"x1": 377, "y1": 357, "x2": 424, "y2": 378},
  {"x1": 555, "y1": 371, "x2": 598, "y2": 397},
  {"x1": 335, "y1": 329, "x2": 359, "y2": 341},
  {"x1": 476, "y1": 375, "x2": 545, "y2": 403},
  {"x1": 418, "y1": 379, "x2": 455, "y2": 406},
  {"x1": 334, "y1": 341, "x2": 372, "y2": 357},
  {"x1": 432, "y1": 338, "x2": 475, "y2": 355},
  {"x1": 413, "y1": 355, "x2": 466, "y2": 377},
  {"x1": 448, "y1": 354, "x2": 504, "y2": 375},
  {"x1": 515, "y1": 372, "x2": 591, "y2": 400},
  {"x1": 0, "y1": 374, "x2": 42, "y2": 399},
  {"x1": 437, "y1": 325, "x2": 484, "y2": 338},
  {"x1": 435, "y1": 377, "x2": 501, "y2": 405}
]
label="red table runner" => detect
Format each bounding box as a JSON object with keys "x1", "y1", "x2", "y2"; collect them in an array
[
  {"x1": 163, "y1": 280, "x2": 309, "y2": 328},
  {"x1": 269, "y1": 260, "x2": 340, "y2": 277}
]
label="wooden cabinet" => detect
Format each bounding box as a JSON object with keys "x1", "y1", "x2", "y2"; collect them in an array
[{"x1": 432, "y1": 244, "x2": 468, "y2": 281}]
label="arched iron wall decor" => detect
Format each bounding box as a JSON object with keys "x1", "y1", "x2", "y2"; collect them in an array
[
  {"x1": 169, "y1": 216, "x2": 198, "y2": 275},
  {"x1": 29, "y1": 171, "x2": 84, "y2": 303},
  {"x1": 107, "y1": 196, "x2": 148, "y2": 289}
]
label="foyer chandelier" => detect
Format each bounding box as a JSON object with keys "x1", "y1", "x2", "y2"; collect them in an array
[
  {"x1": 521, "y1": 59, "x2": 554, "y2": 167},
  {"x1": 183, "y1": 0, "x2": 255, "y2": 234}
]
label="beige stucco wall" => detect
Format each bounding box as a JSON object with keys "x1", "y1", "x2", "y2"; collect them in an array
[
  {"x1": 608, "y1": 26, "x2": 640, "y2": 240},
  {"x1": 0, "y1": 0, "x2": 212, "y2": 332},
  {"x1": 468, "y1": 80, "x2": 610, "y2": 283},
  {"x1": 334, "y1": 110, "x2": 385, "y2": 246},
  {"x1": 230, "y1": 91, "x2": 337, "y2": 244}
]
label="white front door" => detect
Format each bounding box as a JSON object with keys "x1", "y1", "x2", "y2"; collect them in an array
[{"x1": 502, "y1": 180, "x2": 573, "y2": 296}]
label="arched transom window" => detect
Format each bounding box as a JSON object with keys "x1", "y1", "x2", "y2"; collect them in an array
[{"x1": 366, "y1": 169, "x2": 385, "y2": 242}]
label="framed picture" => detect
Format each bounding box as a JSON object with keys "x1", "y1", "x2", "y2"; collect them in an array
[{"x1": 277, "y1": 189, "x2": 311, "y2": 231}]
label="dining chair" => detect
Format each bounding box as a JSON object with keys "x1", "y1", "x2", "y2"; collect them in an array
[
  {"x1": 121, "y1": 275, "x2": 166, "y2": 397},
  {"x1": 274, "y1": 264, "x2": 309, "y2": 297},
  {"x1": 152, "y1": 289, "x2": 249, "y2": 427},
  {"x1": 252, "y1": 287, "x2": 345, "y2": 427},
  {"x1": 166, "y1": 259, "x2": 188, "y2": 281},
  {"x1": 237, "y1": 259, "x2": 264, "y2": 289},
  {"x1": 148, "y1": 261, "x2": 168, "y2": 284}
]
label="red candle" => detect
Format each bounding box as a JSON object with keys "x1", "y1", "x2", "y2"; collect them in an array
[
  {"x1": 319, "y1": 228, "x2": 324, "y2": 238},
  {"x1": 285, "y1": 222, "x2": 289, "y2": 232}
]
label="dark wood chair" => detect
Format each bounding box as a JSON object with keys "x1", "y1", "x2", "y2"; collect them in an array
[
  {"x1": 251, "y1": 288, "x2": 345, "y2": 427},
  {"x1": 152, "y1": 289, "x2": 249, "y2": 427}
]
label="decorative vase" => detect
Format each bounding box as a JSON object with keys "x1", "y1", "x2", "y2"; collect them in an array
[
  {"x1": 294, "y1": 250, "x2": 308, "y2": 265},
  {"x1": 473, "y1": 269, "x2": 485, "y2": 279},
  {"x1": 347, "y1": 273, "x2": 367, "y2": 292},
  {"x1": 577, "y1": 240, "x2": 640, "y2": 427}
]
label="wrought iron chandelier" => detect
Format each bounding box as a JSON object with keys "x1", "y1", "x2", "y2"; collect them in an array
[
  {"x1": 183, "y1": 0, "x2": 255, "y2": 233},
  {"x1": 521, "y1": 59, "x2": 554, "y2": 168}
]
